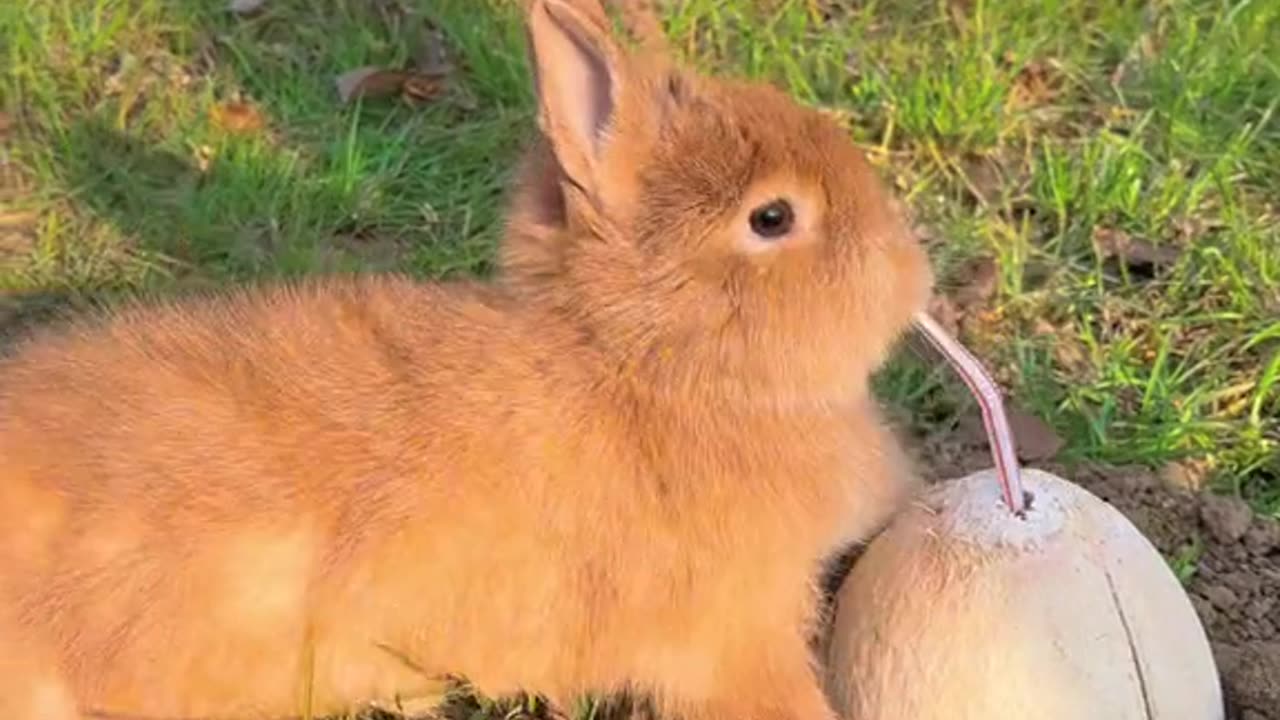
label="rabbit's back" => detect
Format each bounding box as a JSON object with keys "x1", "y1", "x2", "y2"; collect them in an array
[
  {"x1": 0, "y1": 274, "x2": 550, "y2": 515},
  {"x1": 0, "y1": 274, "x2": 609, "y2": 716}
]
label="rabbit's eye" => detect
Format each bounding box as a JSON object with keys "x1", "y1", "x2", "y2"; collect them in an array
[{"x1": 749, "y1": 200, "x2": 795, "y2": 239}]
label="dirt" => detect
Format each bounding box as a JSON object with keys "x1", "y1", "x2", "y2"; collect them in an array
[{"x1": 911, "y1": 431, "x2": 1280, "y2": 719}]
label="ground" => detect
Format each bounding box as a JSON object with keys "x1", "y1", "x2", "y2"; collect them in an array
[{"x1": 0, "y1": 0, "x2": 1277, "y2": 718}]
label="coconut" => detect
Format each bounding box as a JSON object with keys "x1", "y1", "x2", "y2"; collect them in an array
[{"x1": 824, "y1": 466, "x2": 1223, "y2": 720}]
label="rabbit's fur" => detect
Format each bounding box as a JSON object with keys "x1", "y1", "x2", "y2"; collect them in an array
[{"x1": 0, "y1": 1, "x2": 933, "y2": 718}]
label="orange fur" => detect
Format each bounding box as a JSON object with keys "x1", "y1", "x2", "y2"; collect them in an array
[{"x1": 0, "y1": 1, "x2": 932, "y2": 718}]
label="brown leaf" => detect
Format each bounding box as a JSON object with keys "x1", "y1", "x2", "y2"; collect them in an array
[
  {"x1": 228, "y1": 0, "x2": 267, "y2": 15},
  {"x1": 1007, "y1": 406, "x2": 1065, "y2": 461},
  {"x1": 335, "y1": 66, "x2": 411, "y2": 104},
  {"x1": 1009, "y1": 58, "x2": 1062, "y2": 109},
  {"x1": 210, "y1": 100, "x2": 265, "y2": 134},
  {"x1": 402, "y1": 74, "x2": 446, "y2": 103},
  {"x1": 1093, "y1": 227, "x2": 1181, "y2": 271},
  {"x1": 0, "y1": 111, "x2": 11, "y2": 139}
]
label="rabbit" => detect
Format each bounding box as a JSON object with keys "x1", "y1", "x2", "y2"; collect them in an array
[{"x1": 0, "y1": 1, "x2": 934, "y2": 719}]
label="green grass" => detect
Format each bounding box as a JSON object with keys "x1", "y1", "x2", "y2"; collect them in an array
[
  {"x1": 0, "y1": 0, "x2": 1278, "y2": 714},
  {"x1": 1169, "y1": 533, "x2": 1207, "y2": 586}
]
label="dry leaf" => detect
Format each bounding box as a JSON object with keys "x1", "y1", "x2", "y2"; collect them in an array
[
  {"x1": 336, "y1": 66, "x2": 411, "y2": 103},
  {"x1": 336, "y1": 20, "x2": 458, "y2": 107},
  {"x1": 228, "y1": 0, "x2": 267, "y2": 15},
  {"x1": 1009, "y1": 58, "x2": 1062, "y2": 109},
  {"x1": 1007, "y1": 406, "x2": 1065, "y2": 461},
  {"x1": 1093, "y1": 227, "x2": 1181, "y2": 271},
  {"x1": 336, "y1": 63, "x2": 451, "y2": 106},
  {"x1": 211, "y1": 100, "x2": 265, "y2": 134},
  {"x1": 402, "y1": 75, "x2": 446, "y2": 103}
]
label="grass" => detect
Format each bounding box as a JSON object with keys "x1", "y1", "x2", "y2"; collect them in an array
[
  {"x1": 1169, "y1": 533, "x2": 1207, "y2": 586},
  {"x1": 0, "y1": 0, "x2": 1277, "y2": 715}
]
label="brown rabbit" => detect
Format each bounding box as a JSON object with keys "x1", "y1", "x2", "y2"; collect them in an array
[{"x1": 0, "y1": 1, "x2": 933, "y2": 719}]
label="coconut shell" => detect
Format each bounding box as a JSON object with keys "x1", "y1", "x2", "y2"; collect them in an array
[{"x1": 825, "y1": 468, "x2": 1222, "y2": 720}]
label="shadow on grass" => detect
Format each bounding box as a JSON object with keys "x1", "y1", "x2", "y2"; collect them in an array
[
  {"x1": 3, "y1": 114, "x2": 353, "y2": 348},
  {"x1": 6, "y1": 0, "x2": 538, "y2": 342},
  {"x1": 56, "y1": 116, "x2": 364, "y2": 277},
  {"x1": 39, "y1": 0, "x2": 535, "y2": 286}
]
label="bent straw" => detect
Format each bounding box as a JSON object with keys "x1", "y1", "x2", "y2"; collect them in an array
[{"x1": 912, "y1": 311, "x2": 1028, "y2": 517}]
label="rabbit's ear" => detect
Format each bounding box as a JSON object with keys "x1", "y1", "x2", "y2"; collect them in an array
[{"x1": 525, "y1": 0, "x2": 623, "y2": 203}]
